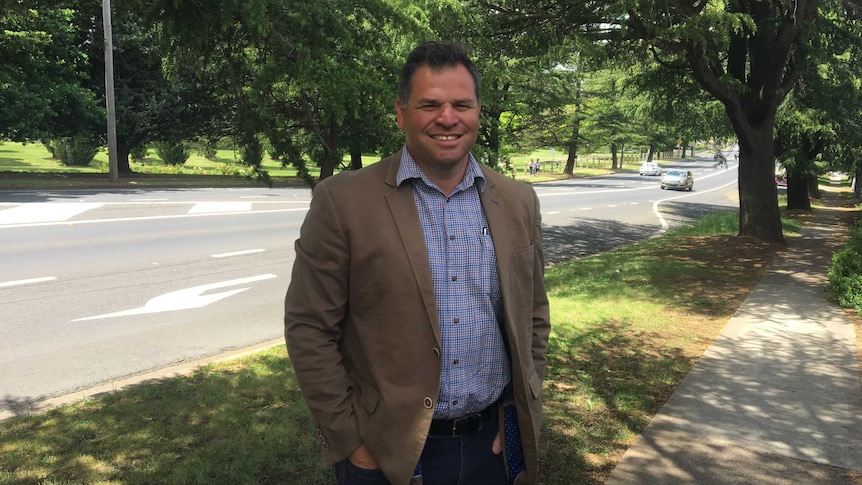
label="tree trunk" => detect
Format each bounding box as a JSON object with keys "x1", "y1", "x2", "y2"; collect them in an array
[
  {"x1": 483, "y1": 108, "x2": 503, "y2": 169},
  {"x1": 645, "y1": 145, "x2": 655, "y2": 164},
  {"x1": 116, "y1": 140, "x2": 133, "y2": 174},
  {"x1": 785, "y1": 172, "x2": 812, "y2": 210},
  {"x1": 350, "y1": 146, "x2": 363, "y2": 170},
  {"x1": 564, "y1": 83, "x2": 582, "y2": 175},
  {"x1": 735, "y1": 126, "x2": 785, "y2": 242},
  {"x1": 611, "y1": 143, "x2": 619, "y2": 169},
  {"x1": 564, "y1": 115, "x2": 580, "y2": 176},
  {"x1": 318, "y1": 118, "x2": 339, "y2": 181},
  {"x1": 807, "y1": 174, "x2": 820, "y2": 199},
  {"x1": 564, "y1": 152, "x2": 576, "y2": 175}
]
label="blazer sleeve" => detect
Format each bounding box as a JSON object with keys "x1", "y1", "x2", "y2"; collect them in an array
[{"x1": 283, "y1": 181, "x2": 361, "y2": 464}]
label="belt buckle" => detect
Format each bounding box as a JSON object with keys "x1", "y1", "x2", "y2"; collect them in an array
[{"x1": 450, "y1": 412, "x2": 482, "y2": 438}]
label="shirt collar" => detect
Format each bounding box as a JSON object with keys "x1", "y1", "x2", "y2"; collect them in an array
[{"x1": 396, "y1": 146, "x2": 486, "y2": 193}]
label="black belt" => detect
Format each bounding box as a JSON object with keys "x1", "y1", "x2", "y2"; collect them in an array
[{"x1": 429, "y1": 405, "x2": 497, "y2": 438}]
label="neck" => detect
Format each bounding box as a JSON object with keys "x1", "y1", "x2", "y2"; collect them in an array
[{"x1": 423, "y1": 162, "x2": 468, "y2": 196}]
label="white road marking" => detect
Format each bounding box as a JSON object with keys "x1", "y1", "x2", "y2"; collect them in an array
[
  {"x1": 0, "y1": 207, "x2": 309, "y2": 229},
  {"x1": 0, "y1": 276, "x2": 57, "y2": 288},
  {"x1": 653, "y1": 179, "x2": 739, "y2": 231},
  {"x1": 211, "y1": 249, "x2": 266, "y2": 258},
  {"x1": 0, "y1": 203, "x2": 103, "y2": 225},
  {"x1": 188, "y1": 202, "x2": 252, "y2": 214},
  {"x1": 72, "y1": 274, "x2": 277, "y2": 321}
]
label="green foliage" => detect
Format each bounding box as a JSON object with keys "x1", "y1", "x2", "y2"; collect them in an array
[
  {"x1": 189, "y1": 139, "x2": 218, "y2": 161},
  {"x1": 240, "y1": 136, "x2": 264, "y2": 168},
  {"x1": 130, "y1": 144, "x2": 149, "y2": 161},
  {"x1": 49, "y1": 137, "x2": 99, "y2": 166},
  {"x1": 828, "y1": 222, "x2": 862, "y2": 314},
  {"x1": 154, "y1": 141, "x2": 190, "y2": 165},
  {"x1": 64, "y1": 137, "x2": 99, "y2": 167},
  {"x1": 0, "y1": 6, "x2": 103, "y2": 141}
]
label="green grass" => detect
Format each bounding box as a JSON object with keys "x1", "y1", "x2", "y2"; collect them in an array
[
  {"x1": 0, "y1": 141, "x2": 695, "y2": 188},
  {"x1": 0, "y1": 141, "x2": 328, "y2": 187},
  {"x1": 0, "y1": 210, "x2": 798, "y2": 485}
]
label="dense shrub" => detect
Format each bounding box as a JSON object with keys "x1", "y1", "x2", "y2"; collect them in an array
[
  {"x1": 130, "y1": 144, "x2": 148, "y2": 161},
  {"x1": 827, "y1": 222, "x2": 862, "y2": 314},
  {"x1": 49, "y1": 137, "x2": 98, "y2": 166},
  {"x1": 154, "y1": 141, "x2": 190, "y2": 165},
  {"x1": 240, "y1": 137, "x2": 264, "y2": 168},
  {"x1": 189, "y1": 139, "x2": 218, "y2": 160}
]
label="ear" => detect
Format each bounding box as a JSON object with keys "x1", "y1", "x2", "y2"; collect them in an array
[{"x1": 395, "y1": 98, "x2": 405, "y2": 130}]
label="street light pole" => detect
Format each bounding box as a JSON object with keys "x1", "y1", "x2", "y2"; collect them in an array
[{"x1": 102, "y1": 0, "x2": 119, "y2": 182}]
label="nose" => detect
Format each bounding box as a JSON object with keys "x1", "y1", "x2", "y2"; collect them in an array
[{"x1": 436, "y1": 104, "x2": 458, "y2": 126}]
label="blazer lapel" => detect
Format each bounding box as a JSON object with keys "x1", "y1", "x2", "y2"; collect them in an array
[
  {"x1": 383, "y1": 156, "x2": 441, "y2": 344},
  {"x1": 479, "y1": 173, "x2": 512, "y2": 292}
]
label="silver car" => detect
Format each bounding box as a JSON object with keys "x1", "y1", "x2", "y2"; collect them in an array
[{"x1": 660, "y1": 169, "x2": 694, "y2": 191}]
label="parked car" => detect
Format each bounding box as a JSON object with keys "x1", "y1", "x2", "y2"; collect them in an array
[
  {"x1": 639, "y1": 162, "x2": 662, "y2": 176},
  {"x1": 660, "y1": 169, "x2": 694, "y2": 191},
  {"x1": 775, "y1": 175, "x2": 787, "y2": 187}
]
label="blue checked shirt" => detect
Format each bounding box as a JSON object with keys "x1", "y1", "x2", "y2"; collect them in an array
[{"x1": 396, "y1": 148, "x2": 511, "y2": 420}]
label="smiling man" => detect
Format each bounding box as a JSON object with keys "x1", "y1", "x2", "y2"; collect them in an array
[{"x1": 284, "y1": 41, "x2": 551, "y2": 485}]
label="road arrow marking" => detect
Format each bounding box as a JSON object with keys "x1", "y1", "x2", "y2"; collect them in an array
[{"x1": 72, "y1": 274, "x2": 277, "y2": 321}]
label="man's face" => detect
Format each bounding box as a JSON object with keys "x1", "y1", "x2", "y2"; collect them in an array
[{"x1": 395, "y1": 64, "x2": 480, "y2": 172}]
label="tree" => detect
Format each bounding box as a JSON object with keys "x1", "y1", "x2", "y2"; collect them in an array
[
  {"x1": 152, "y1": 0, "x2": 419, "y2": 184},
  {"x1": 774, "y1": 0, "x2": 862, "y2": 207},
  {"x1": 477, "y1": 0, "x2": 833, "y2": 243},
  {"x1": 1, "y1": 5, "x2": 102, "y2": 142},
  {"x1": 86, "y1": 5, "x2": 219, "y2": 174}
]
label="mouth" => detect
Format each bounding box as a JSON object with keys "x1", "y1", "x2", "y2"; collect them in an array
[{"x1": 431, "y1": 135, "x2": 459, "y2": 141}]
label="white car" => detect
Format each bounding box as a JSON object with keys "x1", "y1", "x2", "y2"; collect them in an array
[{"x1": 639, "y1": 162, "x2": 662, "y2": 176}]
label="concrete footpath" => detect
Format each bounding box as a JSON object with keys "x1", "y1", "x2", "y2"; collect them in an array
[{"x1": 607, "y1": 195, "x2": 862, "y2": 484}]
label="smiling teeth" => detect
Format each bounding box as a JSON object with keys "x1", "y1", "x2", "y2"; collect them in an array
[{"x1": 434, "y1": 135, "x2": 457, "y2": 140}]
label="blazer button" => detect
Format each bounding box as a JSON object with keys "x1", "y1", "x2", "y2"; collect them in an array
[
  {"x1": 432, "y1": 348, "x2": 440, "y2": 358},
  {"x1": 424, "y1": 397, "x2": 433, "y2": 409}
]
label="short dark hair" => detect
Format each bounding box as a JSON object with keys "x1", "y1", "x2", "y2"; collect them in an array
[{"x1": 397, "y1": 41, "x2": 481, "y2": 106}]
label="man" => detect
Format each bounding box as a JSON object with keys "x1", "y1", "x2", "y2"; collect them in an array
[{"x1": 284, "y1": 41, "x2": 551, "y2": 485}]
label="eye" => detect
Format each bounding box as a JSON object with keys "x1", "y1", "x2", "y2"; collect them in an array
[{"x1": 416, "y1": 102, "x2": 440, "y2": 111}]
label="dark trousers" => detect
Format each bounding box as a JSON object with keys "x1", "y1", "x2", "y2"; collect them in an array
[{"x1": 334, "y1": 411, "x2": 507, "y2": 485}]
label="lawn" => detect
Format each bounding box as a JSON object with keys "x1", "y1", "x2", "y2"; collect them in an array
[
  {"x1": 0, "y1": 209, "x2": 809, "y2": 485},
  {"x1": 0, "y1": 141, "x2": 678, "y2": 188}
]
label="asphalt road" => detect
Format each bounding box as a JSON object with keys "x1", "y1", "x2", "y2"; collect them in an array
[{"x1": 0, "y1": 151, "x2": 740, "y2": 414}]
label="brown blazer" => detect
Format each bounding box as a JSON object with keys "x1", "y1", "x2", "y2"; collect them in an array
[{"x1": 284, "y1": 151, "x2": 551, "y2": 484}]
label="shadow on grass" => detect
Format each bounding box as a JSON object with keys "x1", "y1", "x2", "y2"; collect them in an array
[
  {"x1": 538, "y1": 226, "x2": 784, "y2": 483},
  {"x1": 0, "y1": 350, "x2": 332, "y2": 485},
  {"x1": 539, "y1": 320, "x2": 694, "y2": 484}
]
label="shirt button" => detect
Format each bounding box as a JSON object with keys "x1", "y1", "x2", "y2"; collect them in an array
[
  {"x1": 451, "y1": 275, "x2": 457, "y2": 281},
  {"x1": 452, "y1": 400, "x2": 458, "y2": 406},
  {"x1": 449, "y1": 235, "x2": 455, "y2": 240},
  {"x1": 424, "y1": 397, "x2": 433, "y2": 409},
  {"x1": 453, "y1": 318, "x2": 459, "y2": 324},
  {"x1": 453, "y1": 359, "x2": 459, "y2": 365}
]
